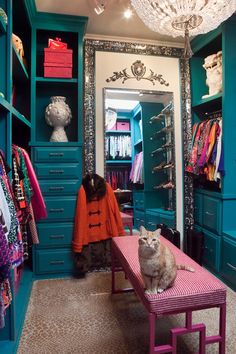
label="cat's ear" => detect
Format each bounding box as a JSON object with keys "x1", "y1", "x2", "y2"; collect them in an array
[
  {"x1": 140, "y1": 225, "x2": 147, "y2": 235},
  {"x1": 153, "y1": 228, "x2": 161, "y2": 238}
]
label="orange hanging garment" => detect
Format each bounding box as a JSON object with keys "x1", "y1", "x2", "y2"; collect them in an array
[{"x1": 72, "y1": 179, "x2": 125, "y2": 253}]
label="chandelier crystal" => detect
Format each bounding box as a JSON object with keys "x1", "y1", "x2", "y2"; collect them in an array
[{"x1": 131, "y1": 0, "x2": 236, "y2": 57}]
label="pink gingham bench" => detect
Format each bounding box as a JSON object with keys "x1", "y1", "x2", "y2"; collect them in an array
[{"x1": 111, "y1": 235, "x2": 226, "y2": 354}]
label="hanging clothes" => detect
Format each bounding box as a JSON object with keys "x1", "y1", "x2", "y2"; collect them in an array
[
  {"x1": 72, "y1": 174, "x2": 125, "y2": 253},
  {"x1": 186, "y1": 117, "x2": 224, "y2": 182},
  {"x1": 0, "y1": 146, "x2": 46, "y2": 328},
  {"x1": 130, "y1": 151, "x2": 143, "y2": 184}
]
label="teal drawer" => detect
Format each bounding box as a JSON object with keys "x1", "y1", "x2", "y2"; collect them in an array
[
  {"x1": 221, "y1": 237, "x2": 236, "y2": 289},
  {"x1": 35, "y1": 249, "x2": 73, "y2": 274},
  {"x1": 194, "y1": 193, "x2": 203, "y2": 226},
  {"x1": 37, "y1": 223, "x2": 73, "y2": 247},
  {"x1": 134, "y1": 210, "x2": 145, "y2": 229},
  {"x1": 159, "y1": 214, "x2": 175, "y2": 228},
  {"x1": 202, "y1": 230, "x2": 221, "y2": 272},
  {"x1": 133, "y1": 192, "x2": 145, "y2": 211},
  {"x1": 146, "y1": 212, "x2": 159, "y2": 231},
  {"x1": 43, "y1": 196, "x2": 77, "y2": 221},
  {"x1": 202, "y1": 196, "x2": 222, "y2": 234},
  {"x1": 39, "y1": 179, "x2": 80, "y2": 195},
  {"x1": 33, "y1": 147, "x2": 81, "y2": 162},
  {"x1": 34, "y1": 163, "x2": 81, "y2": 180}
]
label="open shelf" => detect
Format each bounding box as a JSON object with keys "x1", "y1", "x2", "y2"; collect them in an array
[
  {"x1": 106, "y1": 130, "x2": 131, "y2": 134},
  {"x1": 35, "y1": 77, "x2": 78, "y2": 84},
  {"x1": 0, "y1": 96, "x2": 11, "y2": 112},
  {"x1": 192, "y1": 92, "x2": 222, "y2": 114},
  {"x1": 29, "y1": 141, "x2": 83, "y2": 147},
  {"x1": 0, "y1": 16, "x2": 7, "y2": 33},
  {"x1": 106, "y1": 160, "x2": 132, "y2": 164},
  {"x1": 11, "y1": 106, "x2": 31, "y2": 128},
  {"x1": 12, "y1": 46, "x2": 29, "y2": 82}
]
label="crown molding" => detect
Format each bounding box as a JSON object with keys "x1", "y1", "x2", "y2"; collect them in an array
[{"x1": 85, "y1": 33, "x2": 184, "y2": 49}]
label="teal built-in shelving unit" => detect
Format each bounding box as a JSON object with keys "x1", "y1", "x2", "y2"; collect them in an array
[
  {"x1": 190, "y1": 14, "x2": 236, "y2": 291},
  {"x1": 0, "y1": 0, "x2": 88, "y2": 352}
]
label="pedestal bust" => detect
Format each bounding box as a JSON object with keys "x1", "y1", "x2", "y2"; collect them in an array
[{"x1": 45, "y1": 96, "x2": 72, "y2": 142}]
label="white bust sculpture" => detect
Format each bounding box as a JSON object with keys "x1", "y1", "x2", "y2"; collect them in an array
[
  {"x1": 45, "y1": 96, "x2": 72, "y2": 142},
  {"x1": 202, "y1": 51, "x2": 222, "y2": 99}
]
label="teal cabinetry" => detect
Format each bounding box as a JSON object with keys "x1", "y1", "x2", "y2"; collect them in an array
[
  {"x1": 35, "y1": 249, "x2": 74, "y2": 274},
  {"x1": 28, "y1": 9, "x2": 87, "y2": 277},
  {"x1": 0, "y1": 0, "x2": 33, "y2": 351},
  {"x1": 221, "y1": 236, "x2": 236, "y2": 289},
  {"x1": 190, "y1": 15, "x2": 236, "y2": 290}
]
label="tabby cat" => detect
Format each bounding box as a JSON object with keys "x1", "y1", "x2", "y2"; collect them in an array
[{"x1": 138, "y1": 226, "x2": 194, "y2": 294}]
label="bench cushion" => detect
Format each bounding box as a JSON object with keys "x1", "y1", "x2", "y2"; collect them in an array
[{"x1": 112, "y1": 236, "x2": 226, "y2": 315}]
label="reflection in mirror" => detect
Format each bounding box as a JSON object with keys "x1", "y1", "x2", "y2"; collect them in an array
[{"x1": 104, "y1": 88, "x2": 176, "y2": 231}]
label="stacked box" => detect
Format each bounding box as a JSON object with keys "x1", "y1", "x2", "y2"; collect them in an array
[{"x1": 44, "y1": 48, "x2": 73, "y2": 78}]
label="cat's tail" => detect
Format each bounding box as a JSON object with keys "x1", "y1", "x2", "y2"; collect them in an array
[{"x1": 177, "y1": 264, "x2": 195, "y2": 272}]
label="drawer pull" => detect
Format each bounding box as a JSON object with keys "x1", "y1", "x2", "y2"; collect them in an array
[
  {"x1": 204, "y1": 246, "x2": 213, "y2": 253},
  {"x1": 49, "y1": 170, "x2": 64, "y2": 174},
  {"x1": 49, "y1": 186, "x2": 65, "y2": 191},
  {"x1": 205, "y1": 211, "x2": 214, "y2": 216},
  {"x1": 49, "y1": 208, "x2": 64, "y2": 213},
  {"x1": 49, "y1": 152, "x2": 64, "y2": 157},
  {"x1": 227, "y1": 262, "x2": 236, "y2": 272},
  {"x1": 49, "y1": 235, "x2": 64, "y2": 239},
  {"x1": 50, "y1": 260, "x2": 65, "y2": 265}
]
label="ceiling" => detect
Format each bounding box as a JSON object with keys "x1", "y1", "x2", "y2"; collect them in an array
[{"x1": 35, "y1": 0, "x2": 184, "y2": 47}]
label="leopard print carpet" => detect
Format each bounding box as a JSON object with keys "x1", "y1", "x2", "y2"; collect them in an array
[{"x1": 17, "y1": 272, "x2": 236, "y2": 354}]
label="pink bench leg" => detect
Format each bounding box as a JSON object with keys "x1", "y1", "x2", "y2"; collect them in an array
[{"x1": 219, "y1": 303, "x2": 226, "y2": 354}]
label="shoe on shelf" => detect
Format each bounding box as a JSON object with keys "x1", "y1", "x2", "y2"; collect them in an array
[
  {"x1": 153, "y1": 181, "x2": 174, "y2": 190},
  {"x1": 162, "y1": 181, "x2": 175, "y2": 189},
  {"x1": 163, "y1": 161, "x2": 174, "y2": 169},
  {"x1": 153, "y1": 161, "x2": 167, "y2": 171}
]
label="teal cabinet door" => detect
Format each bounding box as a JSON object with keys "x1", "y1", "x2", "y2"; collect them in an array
[
  {"x1": 34, "y1": 163, "x2": 81, "y2": 180},
  {"x1": 146, "y1": 212, "x2": 159, "y2": 231},
  {"x1": 202, "y1": 196, "x2": 222, "y2": 234},
  {"x1": 39, "y1": 179, "x2": 80, "y2": 195},
  {"x1": 35, "y1": 249, "x2": 74, "y2": 274},
  {"x1": 134, "y1": 210, "x2": 145, "y2": 229},
  {"x1": 133, "y1": 191, "x2": 145, "y2": 211},
  {"x1": 36, "y1": 223, "x2": 74, "y2": 247},
  {"x1": 33, "y1": 147, "x2": 81, "y2": 162},
  {"x1": 194, "y1": 192, "x2": 203, "y2": 226},
  {"x1": 42, "y1": 196, "x2": 77, "y2": 222},
  {"x1": 221, "y1": 237, "x2": 236, "y2": 289},
  {"x1": 202, "y1": 229, "x2": 221, "y2": 272}
]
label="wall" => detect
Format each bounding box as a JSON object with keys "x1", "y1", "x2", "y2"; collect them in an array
[{"x1": 95, "y1": 51, "x2": 183, "y2": 235}]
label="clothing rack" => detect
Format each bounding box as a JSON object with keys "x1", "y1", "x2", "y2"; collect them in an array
[{"x1": 204, "y1": 109, "x2": 222, "y2": 120}]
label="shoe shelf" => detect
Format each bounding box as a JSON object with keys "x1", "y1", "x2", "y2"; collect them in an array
[
  {"x1": 12, "y1": 45, "x2": 29, "y2": 82},
  {"x1": 149, "y1": 101, "x2": 175, "y2": 211}
]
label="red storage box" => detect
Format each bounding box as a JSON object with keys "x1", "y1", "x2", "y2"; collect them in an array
[
  {"x1": 116, "y1": 121, "x2": 130, "y2": 131},
  {"x1": 44, "y1": 48, "x2": 73, "y2": 78},
  {"x1": 44, "y1": 63, "x2": 72, "y2": 78}
]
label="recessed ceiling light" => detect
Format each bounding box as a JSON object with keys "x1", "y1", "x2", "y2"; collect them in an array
[{"x1": 124, "y1": 8, "x2": 132, "y2": 19}]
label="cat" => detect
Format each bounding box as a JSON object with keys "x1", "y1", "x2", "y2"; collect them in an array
[{"x1": 138, "y1": 226, "x2": 195, "y2": 294}]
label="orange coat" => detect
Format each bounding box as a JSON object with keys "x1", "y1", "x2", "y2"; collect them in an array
[{"x1": 72, "y1": 183, "x2": 125, "y2": 253}]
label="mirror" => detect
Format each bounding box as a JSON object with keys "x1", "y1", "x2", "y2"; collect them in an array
[
  {"x1": 84, "y1": 39, "x2": 194, "y2": 245},
  {"x1": 104, "y1": 88, "x2": 176, "y2": 231}
]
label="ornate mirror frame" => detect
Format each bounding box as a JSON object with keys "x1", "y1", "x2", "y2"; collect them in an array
[{"x1": 84, "y1": 39, "x2": 194, "y2": 237}]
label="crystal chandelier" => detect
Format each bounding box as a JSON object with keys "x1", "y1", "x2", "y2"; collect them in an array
[{"x1": 131, "y1": 0, "x2": 236, "y2": 57}]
